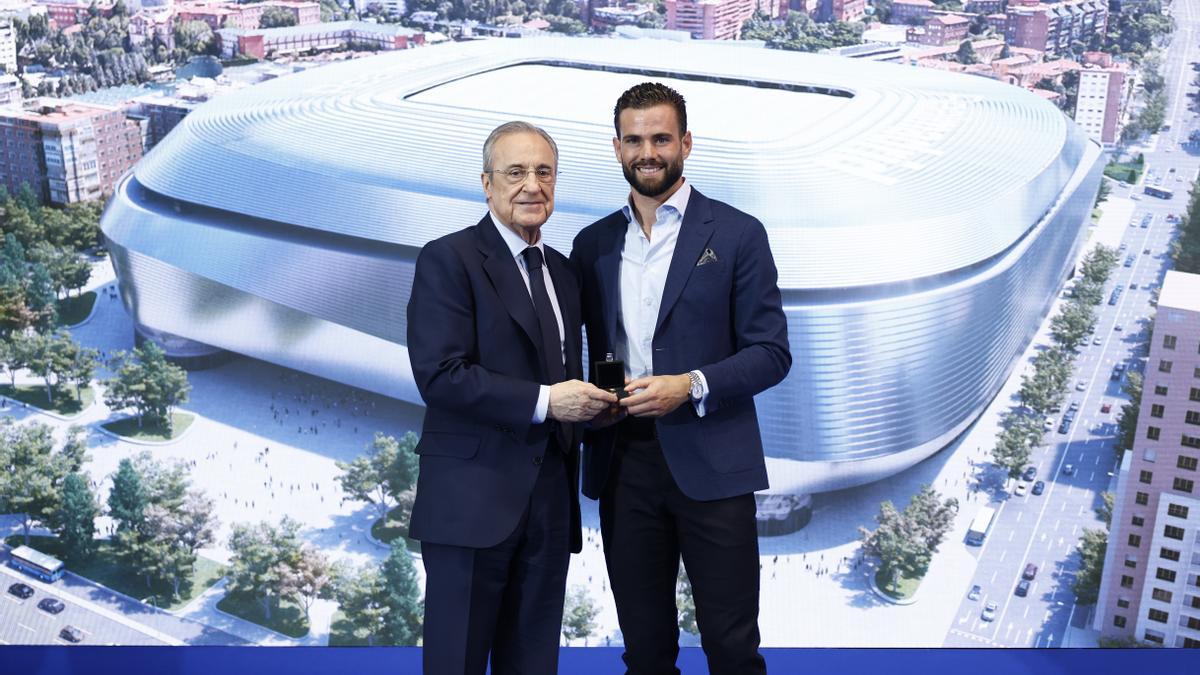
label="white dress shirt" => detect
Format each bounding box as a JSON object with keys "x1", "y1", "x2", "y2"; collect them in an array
[
  {"x1": 617, "y1": 182, "x2": 710, "y2": 416},
  {"x1": 489, "y1": 212, "x2": 564, "y2": 424}
]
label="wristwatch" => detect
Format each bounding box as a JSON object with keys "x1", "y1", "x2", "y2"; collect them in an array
[{"x1": 687, "y1": 370, "x2": 704, "y2": 402}]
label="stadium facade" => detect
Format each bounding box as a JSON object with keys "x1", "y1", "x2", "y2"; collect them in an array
[{"x1": 99, "y1": 37, "x2": 1104, "y2": 497}]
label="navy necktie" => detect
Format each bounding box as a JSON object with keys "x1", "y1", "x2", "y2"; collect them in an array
[{"x1": 521, "y1": 246, "x2": 566, "y2": 386}]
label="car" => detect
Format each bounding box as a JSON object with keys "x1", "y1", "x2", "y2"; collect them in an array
[
  {"x1": 1058, "y1": 420, "x2": 1071, "y2": 434},
  {"x1": 1112, "y1": 363, "x2": 1126, "y2": 380},
  {"x1": 1115, "y1": 324, "x2": 1124, "y2": 331},
  {"x1": 1076, "y1": 379, "x2": 1088, "y2": 391},
  {"x1": 7, "y1": 582, "x2": 34, "y2": 599},
  {"x1": 968, "y1": 584, "x2": 982, "y2": 601},
  {"x1": 1124, "y1": 255, "x2": 1135, "y2": 267},
  {"x1": 1015, "y1": 580, "x2": 1031, "y2": 597},
  {"x1": 1023, "y1": 563, "x2": 1038, "y2": 580},
  {"x1": 1132, "y1": 193, "x2": 1143, "y2": 200},
  {"x1": 982, "y1": 601, "x2": 998, "y2": 621},
  {"x1": 37, "y1": 597, "x2": 65, "y2": 615},
  {"x1": 1144, "y1": 247, "x2": 1151, "y2": 254},
  {"x1": 1032, "y1": 480, "x2": 1045, "y2": 495},
  {"x1": 59, "y1": 626, "x2": 83, "y2": 643},
  {"x1": 1064, "y1": 463, "x2": 1076, "y2": 476},
  {"x1": 1015, "y1": 482, "x2": 1029, "y2": 496},
  {"x1": 1093, "y1": 335, "x2": 1102, "y2": 345},
  {"x1": 1169, "y1": 167, "x2": 1176, "y2": 172},
  {"x1": 1068, "y1": 401, "x2": 1080, "y2": 412},
  {"x1": 1141, "y1": 219, "x2": 1149, "y2": 227},
  {"x1": 1131, "y1": 283, "x2": 1138, "y2": 290},
  {"x1": 1102, "y1": 402, "x2": 1113, "y2": 413},
  {"x1": 1022, "y1": 466, "x2": 1038, "y2": 481},
  {"x1": 1043, "y1": 417, "x2": 1055, "y2": 431}
]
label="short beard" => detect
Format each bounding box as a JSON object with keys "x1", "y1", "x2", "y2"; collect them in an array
[{"x1": 622, "y1": 159, "x2": 684, "y2": 198}]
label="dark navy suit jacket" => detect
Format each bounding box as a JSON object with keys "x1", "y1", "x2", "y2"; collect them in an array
[
  {"x1": 570, "y1": 188, "x2": 791, "y2": 502},
  {"x1": 407, "y1": 214, "x2": 583, "y2": 553}
]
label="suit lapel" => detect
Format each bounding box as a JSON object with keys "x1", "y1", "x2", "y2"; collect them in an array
[
  {"x1": 593, "y1": 215, "x2": 625, "y2": 349},
  {"x1": 477, "y1": 215, "x2": 540, "y2": 350},
  {"x1": 655, "y1": 189, "x2": 715, "y2": 336}
]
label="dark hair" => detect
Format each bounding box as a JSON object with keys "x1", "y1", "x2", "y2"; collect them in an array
[{"x1": 613, "y1": 82, "x2": 687, "y2": 137}]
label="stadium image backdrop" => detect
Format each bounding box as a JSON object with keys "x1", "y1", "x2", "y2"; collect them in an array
[{"x1": 100, "y1": 37, "x2": 1105, "y2": 523}]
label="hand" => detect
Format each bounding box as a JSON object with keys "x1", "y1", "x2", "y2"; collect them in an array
[
  {"x1": 548, "y1": 380, "x2": 619, "y2": 423},
  {"x1": 620, "y1": 374, "x2": 690, "y2": 418},
  {"x1": 587, "y1": 403, "x2": 627, "y2": 429}
]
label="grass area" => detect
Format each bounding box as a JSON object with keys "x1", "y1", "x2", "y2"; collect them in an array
[
  {"x1": 328, "y1": 610, "x2": 368, "y2": 647},
  {"x1": 217, "y1": 592, "x2": 309, "y2": 638},
  {"x1": 1092, "y1": 208, "x2": 1103, "y2": 222},
  {"x1": 370, "y1": 504, "x2": 421, "y2": 553},
  {"x1": 101, "y1": 412, "x2": 195, "y2": 441},
  {"x1": 0, "y1": 384, "x2": 94, "y2": 416},
  {"x1": 2, "y1": 535, "x2": 224, "y2": 609},
  {"x1": 1103, "y1": 158, "x2": 1144, "y2": 185},
  {"x1": 874, "y1": 568, "x2": 923, "y2": 601},
  {"x1": 56, "y1": 291, "x2": 97, "y2": 326}
]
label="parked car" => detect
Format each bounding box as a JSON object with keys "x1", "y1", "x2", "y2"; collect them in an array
[
  {"x1": 1115, "y1": 324, "x2": 1124, "y2": 332},
  {"x1": 1093, "y1": 335, "x2": 1102, "y2": 345},
  {"x1": 1124, "y1": 255, "x2": 1135, "y2": 267},
  {"x1": 1015, "y1": 482, "x2": 1029, "y2": 496},
  {"x1": 1043, "y1": 417, "x2": 1055, "y2": 431},
  {"x1": 982, "y1": 601, "x2": 998, "y2": 621},
  {"x1": 1022, "y1": 466, "x2": 1038, "y2": 481},
  {"x1": 1076, "y1": 379, "x2": 1088, "y2": 391},
  {"x1": 59, "y1": 626, "x2": 83, "y2": 643},
  {"x1": 7, "y1": 582, "x2": 34, "y2": 599},
  {"x1": 1064, "y1": 464, "x2": 1076, "y2": 476},
  {"x1": 1101, "y1": 402, "x2": 1113, "y2": 413},
  {"x1": 1032, "y1": 481, "x2": 1045, "y2": 496},
  {"x1": 968, "y1": 585, "x2": 982, "y2": 601},
  {"x1": 37, "y1": 597, "x2": 65, "y2": 615},
  {"x1": 1112, "y1": 363, "x2": 1126, "y2": 380},
  {"x1": 1015, "y1": 580, "x2": 1031, "y2": 597},
  {"x1": 1068, "y1": 401, "x2": 1080, "y2": 412},
  {"x1": 1023, "y1": 563, "x2": 1039, "y2": 580}
]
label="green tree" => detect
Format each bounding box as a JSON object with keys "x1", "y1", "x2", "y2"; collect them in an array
[
  {"x1": 379, "y1": 541, "x2": 423, "y2": 646},
  {"x1": 102, "y1": 342, "x2": 191, "y2": 431},
  {"x1": 259, "y1": 6, "x2": 299, "y2": 28},
  {"x1": 1096, "y1": 491, "x2": 1114, "y2": 529},
  {"x1": 226, "y1": 517, "x2": 305, "y2": 621},
  {"x1": 956, "y1": 40, "x2": 978, "y2": 65},
  {"x1": 1050, "y1": 301, "x2": 1096, "y2": 352},
  {"x1": 335, "y1": 565, "x2": 387, "y2": 646},
  {"x1": 859, "y1": 500, "x2": 926, "y2": 592},
  {"x1": 142, "y1": 491, "x2": 217, "y2": 599},
  {"x1": 108, "y1": 457, "x2": 147, "y2": 532},
  {"x1": 336, "y1": 432, "x2": 419, "y2": 525},
  {"x1": 284, "y1": 545, "x2": 334, "y2": 625},
  {"x1": 52, "y1": 472, "x2": 100, "y2": 562},
  {"x1": 0, "y1": 419, "x2": 88, "y2": 545},
  {"x1": 904, "y1": 484, "x2": 958, "y2": 552},
  {"x1": 561, "y1": 584, "x2": 600, "y2": 646},
  {"x1": 1115, "y1": 371, "x2": 1143, "y2": 455},
  {"x1": 992, "y1": 415, "x2": 1039, "y2": 480},
  {"x1": 1072, "y1": 528, "x2": 1107, "y2": 604}
]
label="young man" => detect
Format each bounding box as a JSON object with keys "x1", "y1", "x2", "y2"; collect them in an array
[
  {"x1": 571, "y1": 84, "x2": 792, "y2": 674},
  {"x1": 407, "y1": 121, "x2": 616, "y2": 674}
]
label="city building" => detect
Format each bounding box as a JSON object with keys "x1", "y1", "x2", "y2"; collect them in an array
[
  {"x1": 1004, "y1": 0, "x2": 1108, "y2": 58},
  {"x1": 176, "y1": 1, "x2": 321, "y2": 32},
  {"x1": 128, "y1": 8, "x2": 176, "y2": 49},
  {"x1": 911, "y1": 14, "x2": 970, "y2": 46},
  {"x1": 0, "y1": 18, "x2": 15, "y2": 74},
  {"x1": 1095, "y1": 271, "x2": 1200, "y2": 648},
  {"x1": 665, "y1": 0, "x2": 755, "y2": 41},
  {"x1": 964, "y1": 0, "x2": 1003, "y2": 13},
  {"x1": 216, "y1": 21, "x2": 425, "y2": 59},
  {"x1": 0, "y1": 0, "x2": 48, "y2": 22},
  {"x1": 99, "y1": 38, "x2": 1104, "y2": 501},
  {"x1": 45, "y1": 1, "x2": 115, "y2": 29},
  {"x1": 831, "y1": 0, "x2": 865, "y2": 22},
  {"x1": 888, "y1": 0, "x2": 933, "y2": 25},
  {"x1": 0, "y1": 72, "x2": 20, "y2": 108},
  {"x1": 1073, "y1": 53, "x2": 1126, "y2": 146},
  {"x1": 0, "y1": 98, "x2": 143, "y2": 204},
  {"x1": 590, "y1": 3, "x2": 657, "y2": 29}
]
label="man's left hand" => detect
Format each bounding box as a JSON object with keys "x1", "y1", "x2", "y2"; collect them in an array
[{"x1": 620, "y1": 374, "x2": 691, "y2": 418}]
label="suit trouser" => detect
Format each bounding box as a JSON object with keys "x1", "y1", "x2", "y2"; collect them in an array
[
  {"x1": 421, "y1": 446, "x2": 570, "y2": 675},
  {"x1": 600, "y1": 433, "x2": 767, "y2": 675}
]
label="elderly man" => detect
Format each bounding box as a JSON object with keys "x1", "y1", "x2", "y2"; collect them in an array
[{"x1": 407, "y1": 121, "x2": 616, "y2": 674}]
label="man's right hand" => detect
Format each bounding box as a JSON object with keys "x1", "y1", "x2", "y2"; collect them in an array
[{"x1": 548, "y1": 380, "x2": 618, "y2": 422}]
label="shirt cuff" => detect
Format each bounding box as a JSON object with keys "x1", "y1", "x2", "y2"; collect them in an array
[
  {"x1": 533, "y1": 384, "x2": 550, "y2": 423},
  {"x1": 691, "y1": 370, "x2": 710, "y2": 418}
]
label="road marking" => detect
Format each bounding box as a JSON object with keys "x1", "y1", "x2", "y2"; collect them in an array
[
  {"x1": 1016, "y1": 512, "x2": 1023, "y2": 523},
  {"x1": 1054, "y1": 519, "x2": 1060, "y2": 531},
  {"x1": 948, "y1": 628, "x2": 994, "y2": 645},
  {"x1": 1023, "y1": 605, "x2": 1030, "y2": 619},
  {"x1": 1060, "y1": 502, "x2": 1067, "y2": 512},
  {"x1": 999, "y1": 549, "x2": 1007, "y2": 562},
  {"x1": 991, "y1": 570, "x2": 998, "y2": 584},
  {"x1": 17, "y1": 623, "x2": 34, "y2": 633}
]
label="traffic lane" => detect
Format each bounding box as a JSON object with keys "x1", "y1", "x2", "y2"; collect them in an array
[{"x1": 1, "y1": 582, "x2": 163, "y2": 646}]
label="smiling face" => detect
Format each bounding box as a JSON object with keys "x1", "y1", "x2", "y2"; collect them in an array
[
  {"x1": 614, "y1": 103, "x2": 692, "y2": 199},
  {"x1": 482, "y1": 131, "x2": 557, "y2": 240}
]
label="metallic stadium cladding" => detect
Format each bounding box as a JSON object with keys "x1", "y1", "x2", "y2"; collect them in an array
[{"x1": 99, "y1": 38, "x2": 1104, "y2": 496}]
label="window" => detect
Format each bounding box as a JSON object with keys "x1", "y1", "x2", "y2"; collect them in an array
[
  {"x1": 1165, "y1": 525, "x2": 1186, "y2": 541},
  {"x1": 1164, "y1": 335, "x2": 1178, "y2": 350},
  {"x1": 1145, "y1": 631, "x2": 1165, "y2": 644},
  {"x1": 1185, "y1": 434, "x2": 1200, "y2": 449},
  {"x1": 1137, "y1": 492, "x2": 1150, "y2": 505},
  {"x1": 1191, "y1": 387, "x2": 1200, "y2": 402},
  {"x1": 1190, "y1": 595, "x2": 1200, "y2": 609},
  {"x1": 1141, "y1": 470, "x2": 1155, "y2": 484},
  {"x1": 1118, "y1": 598, "x2": 1131, "y2": 608},
  {"x1": 1113, "y1": 614, "x2": 1127, "y2": 628},
  {"x1": 1157, "y1": 568, "x2": 1178, "y2": 583},
  {"x1": 1122, "y1": 574, "x2": 1136, "y2": 588},
  {"x1": 1162, "y1": 548, "x2": 1182, "y2": 562},
  {"x1": 1186, "y1": 617, "x2": 1200, "y2": 631},
  {"x1": 1152, "y1": 405, "x2": 1165, "y2": 419},
  {"x1": 1148, "y1": 608, "x2": 1169, "y2": 623},
  {"x1": 1194, "y1": 366, "x2": 1200, "y2": 378},
  {"x1": 1168, "y1": 503, "x2": 1190, "y2": 519},
  {"x1": 1160, "y1": 385, "x2": 1172, "y2": 396},
  {"x1": 1189, "y1": 411, "x2": 1200, "y2": 426},
  {"x1": 1161, "y1": 360, "x2": 1174, "y2": 373},
  {"x1": 1180, "y1": 456, "x2": 1199, "y2": 471},
  {"x1": 1174, "y1": 477, "x2": 1196, "y2": 494},
  {"x1": 1129, "y1": 534, "x2": 1143, "y2": 547},
  {"x1": 1152, "y1": 588, "x2": 1174, "y2": 603},
  {"x1": 1148, "y1": 426, "x2": 1161, "y2": 440},
  {"x1": 1133, "y1": 515, "x2": 1146, "y2": 526}
]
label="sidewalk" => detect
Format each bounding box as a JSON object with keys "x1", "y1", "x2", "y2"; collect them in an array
[{"x1": 173, "y1": 578, "x2": 337, "y2": 646}]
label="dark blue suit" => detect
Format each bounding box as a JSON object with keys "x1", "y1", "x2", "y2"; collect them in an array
[
  {"x1": 570, "y1": 188, "x2": 790, "y2": 674},
  {"x1": 408, "y1": 214, "x2": 583, "y2": 674}
]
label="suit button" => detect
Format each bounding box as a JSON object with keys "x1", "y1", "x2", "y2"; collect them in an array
[{"x1": 533, "y1": 455, "x2": 543, "y2": 466}]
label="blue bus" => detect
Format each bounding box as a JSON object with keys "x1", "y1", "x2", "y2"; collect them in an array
[
  {"x1": 1144, "y1": 184, "x2": 1174, "y2": 199},
  {"x1": 966, "y1": 507, "x2": 997, "y2": 546},
  {"x1": 8, "y1": 545, "x2": 65, "y2": 582}
]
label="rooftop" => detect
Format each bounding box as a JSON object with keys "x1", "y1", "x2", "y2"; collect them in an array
[{"x1": 1159, "y1": 270, "x2": 1200, "y2": 314}]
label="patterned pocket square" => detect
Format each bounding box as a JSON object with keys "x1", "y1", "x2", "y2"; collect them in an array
[{"x1": 697, "y1": 248, "x2": 718, "y2": 266}]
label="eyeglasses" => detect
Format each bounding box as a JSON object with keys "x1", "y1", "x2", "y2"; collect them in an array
[{"x1": 487, "y1": 167, "x2": 557, "y2": 184}]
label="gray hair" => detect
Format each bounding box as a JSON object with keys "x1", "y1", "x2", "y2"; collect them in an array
[{"x1": 482, "y1": 121, "x2": 559, "y2": 173}]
